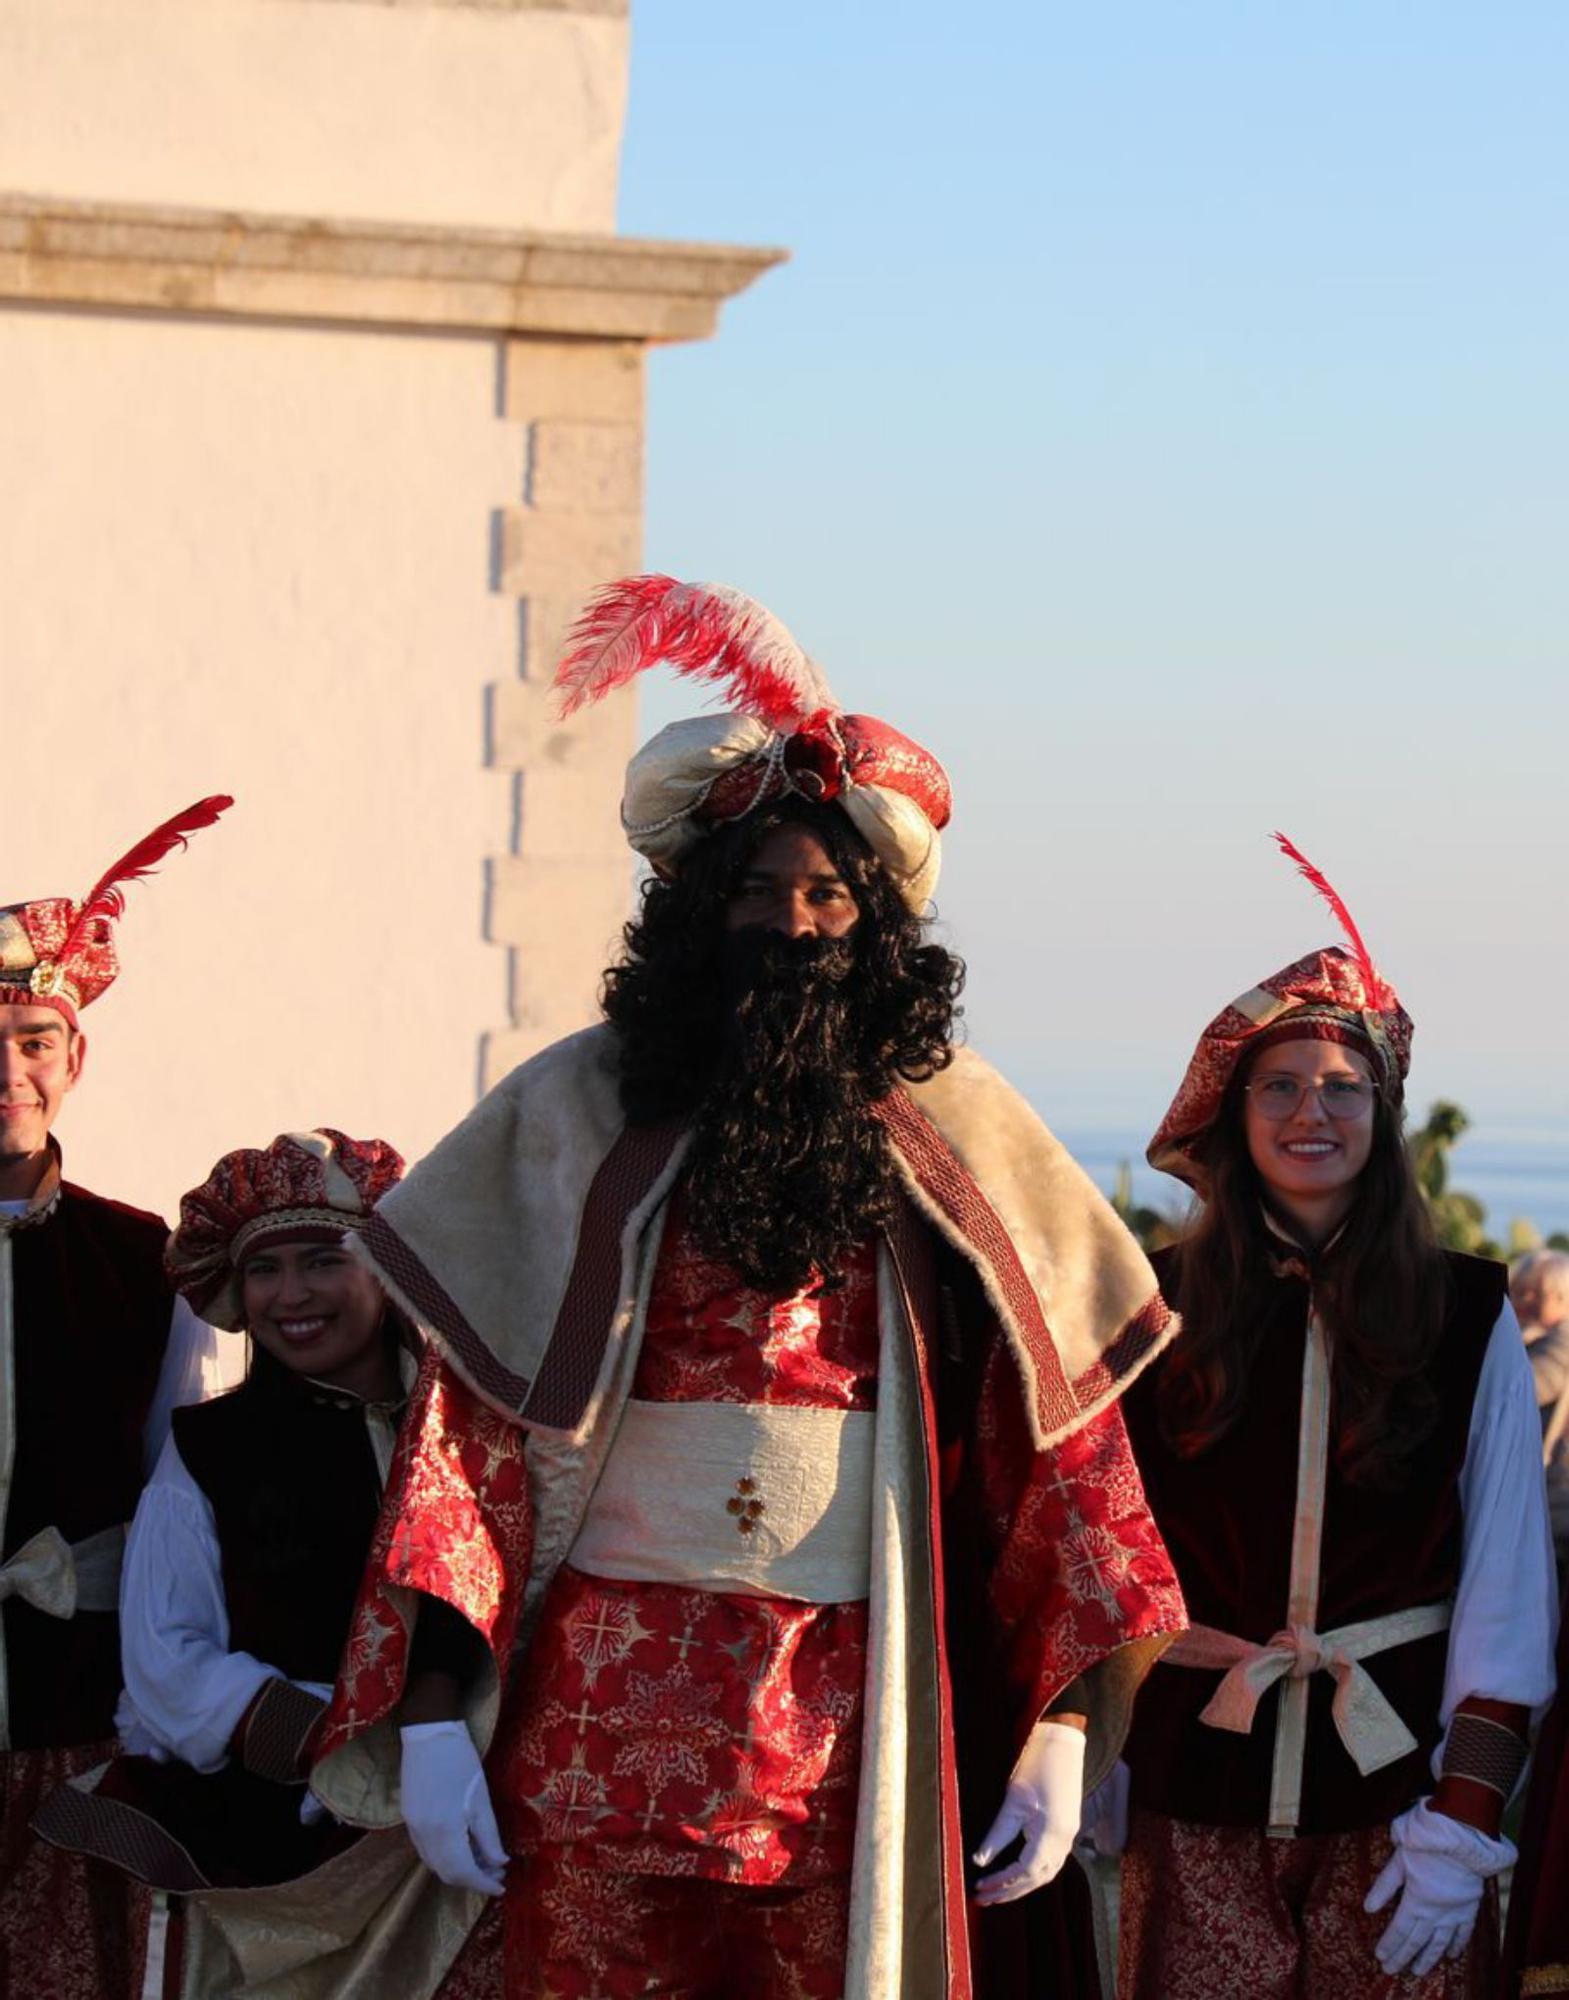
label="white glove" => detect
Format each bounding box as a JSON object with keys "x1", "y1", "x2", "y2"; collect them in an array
[
  {"x1": 399, "y1": 1721, "x2": 507, "y2": 1897},
  {"x1": 972, "y1": 1718, "x2": 1086, "y2": 1906},
  {"x1": 1363, "y1": 1800, "x2": 1514, "y2": 1977},
  {"x1": 1076, "y1": 1756, "x2": 1130, "y2": 1858}
]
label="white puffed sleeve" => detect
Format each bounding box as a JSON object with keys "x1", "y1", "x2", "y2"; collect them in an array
[
  {"x1": 116, "y1": 1434, "x2": 281, "y2": 1771},
  {"x1": 141, "y1": 1298, "x2": 248, "y2": 1476},
  {"x1": 1435, "y1": 1299, "x2": 1560, "y2": 1759}
]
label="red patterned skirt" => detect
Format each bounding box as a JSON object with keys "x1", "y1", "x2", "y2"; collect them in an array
[
  {"x1": 433, "y1": 1898, "x2": 505, "y2": 2000},
  {"x1": 1118, "y1": 1807, "x2": 1499, "y2": 2000},
  {"x1": 0, "y1": 1741, "x2": 147, "y2": 1999},
  {"x1": 503, "y1": 1843, "x2": 849, "y2": 2000}
]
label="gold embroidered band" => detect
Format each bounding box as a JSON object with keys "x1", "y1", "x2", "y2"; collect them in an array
[{"x1": 1440, "y1": 1710, "x2": 1529, "y2": 1799}]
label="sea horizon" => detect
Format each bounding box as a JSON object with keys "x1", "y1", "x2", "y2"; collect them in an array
[{"x1": 1008, "y1": 1059, "x2": 1569, "y2": 1247}]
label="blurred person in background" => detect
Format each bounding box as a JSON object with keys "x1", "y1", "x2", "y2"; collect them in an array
[
  {"x1": 1111, "y1": 839, "x2": 1557, "y2": 2000},
  {"x1": 0, "y1": 798, "x2": 237, "y2": 1999},
  {"x1": 1510, "y1": 1247, "x2": 1569, "y2": 1572}
]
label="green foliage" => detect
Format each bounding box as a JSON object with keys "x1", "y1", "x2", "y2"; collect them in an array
[
  {"x1": 1409, "y1": 1100, "x2": 1505, "y2": 1259},
  {"x1": 1108, "y1": 1160, "x2": 1183, "y2": 1253},
  {"x1": 1410, "y1": 1100, "x2": 1470, "y2": 1201}
]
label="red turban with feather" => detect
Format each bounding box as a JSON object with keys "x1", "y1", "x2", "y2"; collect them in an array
[
  {"x1": 1147, "y1": 835, "x2": 1413, "y2": 1191},
  {"x1": 0, "y1": 797, "x2": 234, "y2": 1026}
]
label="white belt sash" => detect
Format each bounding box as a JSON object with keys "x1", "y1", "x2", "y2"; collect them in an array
[
  {"x1": 1165, "y1": 1601, "x2": 1452, "y2": 1833},
  {"x1": 569, "y1": 1399, "x2": 875, "y2": 1602},
  {"x1": 1161, "y1": 1306, "x2": 1450, "y2": 1836},
  {"x1": 0, "y1": 1523, "x2": 124, "y2": 1620}
]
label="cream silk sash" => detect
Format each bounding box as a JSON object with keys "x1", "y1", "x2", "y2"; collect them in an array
[
  {"x1": 0, "y1": 1522, "x2": 126, "y2": 1619},
  {"x1": 1165, "y1": 1603, "x2": 1451, "y2": 1815},
  {"x1": 1161, "y1": 1304, "x2": 1451, "y2": 1836},
  {"x1": 0, "y1": 1522, "x2": 124, "y2": 1751},
  {"x1": 568, "y1": 1398, "x2": 876, "y2": 1602}
]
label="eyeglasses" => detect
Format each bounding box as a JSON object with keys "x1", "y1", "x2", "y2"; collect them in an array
[{"x1": 1245, "y1": 1075, "x2": 1377, "y2": 1122}]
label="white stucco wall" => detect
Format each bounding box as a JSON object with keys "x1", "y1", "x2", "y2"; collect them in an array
[
  {"x1": 0, "y1": 306, "x2": 557, "y2": 1220},
  {"x1": 0, "y1": 0, "x2": 627, "y2": 233}
]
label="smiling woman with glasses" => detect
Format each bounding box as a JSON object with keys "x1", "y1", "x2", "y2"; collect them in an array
[{"x1": 1102, "y1": 838, "x2": 1557, "y2": 2000}]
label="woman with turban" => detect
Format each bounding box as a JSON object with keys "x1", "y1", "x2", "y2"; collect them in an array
[{"x1": 1113, "y1": 840, "x2": 1556, "y2": 1999}]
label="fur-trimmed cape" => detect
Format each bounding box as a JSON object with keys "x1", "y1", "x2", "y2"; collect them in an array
[
  {"x1": 319, "y1": 1027, "x2": 1186, "y2": 2000},
  {"x1": 357, "y1": 1025, "x2": 1175, "y2": 1452}
]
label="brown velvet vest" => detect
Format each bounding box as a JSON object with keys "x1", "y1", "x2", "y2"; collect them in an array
[
  {"x1": 172, "y1": 1354, "x2": 388, "y2": 1686},
  {"x1": 6, "y1": 1183, "x2": 173, "y2": 1750},
  {"x1": 1122, "y1": 1245, "x2": 1502, "y2": 1834}
]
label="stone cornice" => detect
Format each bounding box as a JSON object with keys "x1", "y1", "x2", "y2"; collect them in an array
[
  {"x1": 0, "y1": 194, "x2": 784, "y2": 343},
  {"x1": 284, "y1": 1, "x2": 626, "y2": 10}
]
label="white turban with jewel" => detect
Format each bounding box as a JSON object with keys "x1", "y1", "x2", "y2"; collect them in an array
[{"x1": 554, "y1": 576, "x2": 953, "y2": 912}]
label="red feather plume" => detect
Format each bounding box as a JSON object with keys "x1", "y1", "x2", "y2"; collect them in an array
[
  {"x1": 1271, "y1": 831, "x2": 1391, "y2": 1007},
  {"x1": 554, "y1": 574, "x2": 837, "y2": 729},
  {"x1": 59, "y1": 795, "x2": 234, "y2": 957}
]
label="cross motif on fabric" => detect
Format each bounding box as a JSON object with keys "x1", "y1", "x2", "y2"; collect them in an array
[
  {"x1": 1060, "y1": 1523, "x2": 1131, "y2": 1611},
  {"x1": 1044, "y1": 1462, "x2": 1087, "y2": 1532},
  {"x1": 564, "y1": 1592, "x2": 653, "y2": 1689}
]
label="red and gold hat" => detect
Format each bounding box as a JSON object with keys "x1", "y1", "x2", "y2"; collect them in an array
[
  {"x1": 0, "y1": 797, "x2": 233, "y2": 1027},
  {"x1": 554, "y1": 576, "x2": 952, "y2": 911},
  {"x1": 166, "y1": 1129, "x2": 405, "y2": 1331},
  {"x1": 1147, "y1": 836, "x2": 1413, "y2": 1190}
]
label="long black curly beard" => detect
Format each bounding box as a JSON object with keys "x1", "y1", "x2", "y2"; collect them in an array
[{"x1": 680, "y1": 928, "x2": 897, "y2": 1294}]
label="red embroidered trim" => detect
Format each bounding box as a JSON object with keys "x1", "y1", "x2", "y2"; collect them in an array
[
  {"x1": 365, "y1": 1125, "x2": 681, "y2": 1430},
  {"x1": 1067, "y1": 1293, "x2": 1176, "y2": 1409},
  {"x1": 875, "y1": 1090, "x2": 1079, "y2": 1439},
  {"x1": 520, "y1": 1122, "x2": 684, "y2": 1431},
  {"x1": 878, "y1": 1089, "x2": 1170, "y2": 1439},
  {"x1": 362, "y1": 1209, "x2": 532, "y2": 1413}
]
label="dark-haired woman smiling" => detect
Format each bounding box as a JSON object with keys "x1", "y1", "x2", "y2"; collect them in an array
[{"x1": 1114, "y1": 843, "x2": 1557, "y2": 2000}]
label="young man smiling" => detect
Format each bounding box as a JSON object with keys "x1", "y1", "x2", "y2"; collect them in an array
[{"x1": 0, "y1": 797, "x2": 234, "y2": 1999}]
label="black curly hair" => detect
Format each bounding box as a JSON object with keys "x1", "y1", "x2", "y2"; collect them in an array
[{"x1": 601, "y1": 800, "x2": 964, "y2": 1291}]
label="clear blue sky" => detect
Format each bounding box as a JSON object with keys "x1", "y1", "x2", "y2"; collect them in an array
[{"x1": 617, "y1": 3, "x2": 1569, "y2": 1145}]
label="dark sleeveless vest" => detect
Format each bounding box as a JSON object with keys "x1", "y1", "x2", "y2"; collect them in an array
[
  {"x1": 171, "y1": 1352, "x2": 388, "y2": 1687},
  {"x1": 1122, "y1": 1244, "x2": 1502, "y2": 1834},
  {"x1": 6, "y1": 1182, "x2": 172, "y2": 1751}
]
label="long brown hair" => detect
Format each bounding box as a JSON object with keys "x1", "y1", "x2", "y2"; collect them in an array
[{"x1": 1158, "y1": 1052, "x2": 1452, "y2": 1488}]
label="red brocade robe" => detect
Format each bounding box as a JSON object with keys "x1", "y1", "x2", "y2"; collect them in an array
[{"x1": 313, "y1": 1028, "x2": 1188, "y2": 1999}]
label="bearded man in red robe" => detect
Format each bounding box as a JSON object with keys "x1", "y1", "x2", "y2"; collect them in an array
[{"x1": 312, "y1": 578, "x2": 1186, "y2": 1999}]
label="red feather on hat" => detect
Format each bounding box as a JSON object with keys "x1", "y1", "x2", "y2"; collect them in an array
[
  {"x1": 1271, "y1": 831, "x2": 1393, "y2": 1009},
  {"x1": 554, "y1": 574, "x2": 838, "y2": 730},
  {"x1": 58, "y1": 795, "x2": 234, "y2": 957}
]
